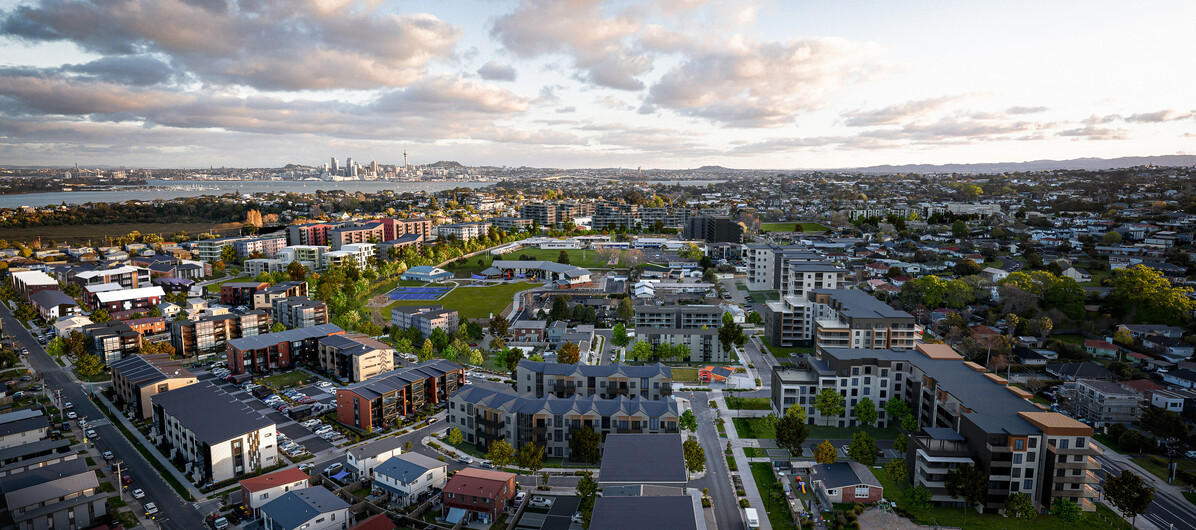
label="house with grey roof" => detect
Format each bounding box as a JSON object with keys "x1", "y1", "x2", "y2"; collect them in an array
[
  {"x1": 345, "y1": 435, "x2": 405, "y2": 479},
  {"x1": 259, "y1": 486, "x2": 351, "y2": 530},
  {"x1": 811, "y1": 461, "x2": 882, "y2": 504},
  {"x1": 597, "y1": 433, "x2": 687, "y2": 490},
  {"x1": 447, "y1": 386, "x2": 678, "y2": 459},
  {"x1": 514, "y1": 359, "x2": 673, "y2": 400},
  {"x1": 28, "y1": 289, "x2": 79, "y2": 321},
  {"x1": 151, "y1": 381, "x2": 278, "y2": 483},
  {"x1": 0, "y1": 414, "x2": 49, "y2": 451},
  {"x1": 0, "y1": 458, "x2": 111, "y2": 530},
  {"x1": 372, "y1": 452, "x2": 447, "y2": 507},
  {"x1": 590, "y1": 495, "x2": 698, "y2": 530}
]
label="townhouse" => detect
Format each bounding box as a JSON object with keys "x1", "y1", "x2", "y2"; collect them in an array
[
  {"x1": 513, "y1": 360, "x2": 673, "y2": 400},
  {"x1": 447, "y1": 385, "x2": 679, "y2": 459},
  {"x1": 335, "y1": 360, "x2": 464, "y2": 432}
]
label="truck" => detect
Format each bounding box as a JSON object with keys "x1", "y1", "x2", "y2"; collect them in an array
[{"x1": 744, "y1": 507, "x2": 759, "y2": 529}]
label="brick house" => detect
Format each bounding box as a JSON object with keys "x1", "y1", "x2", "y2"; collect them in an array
[
  {"x1": 441, "y1": 468, "x2": 516, "y2": 525},
  {"x1": 811, "y1": 462, "x2": 882, "y2": 504}
]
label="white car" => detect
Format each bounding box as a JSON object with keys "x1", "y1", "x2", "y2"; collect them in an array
[
  {"x1": 63, "y1": 402, "x2": 73, "y2": 409},
  {"x1": 530, "y1": 496, "x2": 552, "y2": 508},
  {"x1": 132, "y1": 488, "x2": 145, "y2": 499},
  {"x1": 324, "y1": 463, "x2": 343, "y2": 474},
  {"x1": 85, "y1": 429, "x2": 98, "y2": 439},
  {"x1": 103, "y1": 451, "x2": 114, "y2": 460},
  {"x1": 67, "y1": 412, "x2": 77, "y2": 419},
  {"x1": 144, "y1": 502, "x2": 158, "y2": 516}
]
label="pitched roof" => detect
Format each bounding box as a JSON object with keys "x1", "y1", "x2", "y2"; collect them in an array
[
  {"x1": 812, "y1": 461, "x2": 881, "y2": 490},
  {"x1": 260, "y1": 486, "x2": 350, "y2": 529},
  {"x1": 341, "y1": 359, "x2": 462, "y2": 400},
  {"x1": 239, "y1": 468, "x2": 310, "y2": 493},
  {"x1": 110, "y1": 354, "x2": 194, "y2": 387},
  {"x1": 151, "y1": 381, "x2": 274, "y2": 444},
  {"x1": 590, "y1": 496, "x2": 697, "y2": 530},
  {"x1": 373, "y1": 453, "x2": 445, "y2": 484},
  {"x1": 29, "y1": 289, "x2": 78, "y2": 308},
  {"x1": 227, "y1": 323, "x2": 343, "y2": 351},
  {"x1": 517, "y1": 359, "x2": 670, "y2": 379},
  {"x1": 442, "y1": 468, "x2": 515, "y2": 499},
  {"x1": 598, "y1": 434, "x2": 686, "y2": 485}
]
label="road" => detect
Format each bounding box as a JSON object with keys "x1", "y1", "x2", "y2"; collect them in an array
[
  {"x1": 1095, "y1": 452, "x2": 1196, "y2": 530},
  {"x1": 0, "y1": 303, "x2": 215, "y2": 530},
  {"x1": 688, "y1": 393, "x2": 743, "y2": 530}
]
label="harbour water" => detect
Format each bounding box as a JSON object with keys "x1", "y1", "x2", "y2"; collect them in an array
[{"x1": 0, "y1": 179, "x2": 493, "y2": 209}]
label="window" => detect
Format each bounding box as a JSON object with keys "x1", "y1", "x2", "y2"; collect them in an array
[
  {"x1": 1029, "y1": 437, "x2": 1037, "y2": 448},
  {"x1": 854, "y1": 485, "x2": 869, "y2": 497},
  {"x1": 852, "y1": 378, "x2": 859, "y2": 386},
  {"x1": 1024, "y1": 479, "x2": 1033, "y2": 490},
  {"x1": 1057, "y1": 439, "x2": 1069, "y2": 449},
  {"x1": 260, "y1": 493, "x2": 269, "y2": 500},
  {"x1": 1013, "y1": 454, "x2": 1022, "y2": 464},
  {"x1": 1013, "y1": 439, "x2": 1025, "y2": 451},
  {"x1": 1075, "y1": 437, "x2": 1086, "y2": 448}
]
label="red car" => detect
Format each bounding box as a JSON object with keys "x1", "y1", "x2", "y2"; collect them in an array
[{"x1": 121, "y1": 475, "x2": 133, "y2": 486}]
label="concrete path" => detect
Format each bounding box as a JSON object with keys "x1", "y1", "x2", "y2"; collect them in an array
[{"x1": 716, "y1": 391, "x2": 773, "y2": 530}]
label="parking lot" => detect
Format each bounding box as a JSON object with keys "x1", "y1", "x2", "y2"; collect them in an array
[{"x1": 197, "y1": 368, "x2": 340, "y2": 456}]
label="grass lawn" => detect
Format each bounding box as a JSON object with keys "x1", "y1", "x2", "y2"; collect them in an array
[
  {"x1": 1131, "y1": 456, "x2": 1196, "y2": 487},
  {"x1": 874, "y1": 469, "x2": 1130, "y2": 529},
  {"x1": 384, "y1": 281, "x2": 533, "y2": 320},
  {"x1": 1052, "y1": 333, "x2": 1086, "y2": 345},
  {"x1": 1184, "y1": 490, "x2": 1196, "y2": 506},
  {"x1": 760, "y1": 222, "x2": 829, "y2": 233},
  {"x1": 257, "y1": 371, "x2": 315, "y2": 389},
  {"x1": 726, "y1": 396, "x2": 772, "y2": 410},
  {"x1": 734, "y1": 417, "x2": 775, "y2": 439},
  {"x1": 808, "y1": 424, "x2": 901, "y2": 441},
  {"x1": 762, "y1": 340, "x2": 814, "y2": 358},
  {"x1": 748, "y1": 462, "x2": 799, "y2": 530},
  {"x1": 671, "y1": 368, "x2": 701, "y2": 381},
  {"x1": 744, "y1": 447, "x2": 770, "y2": 458},
  {"x1": 450, "y1": 248, "x2": 623, "y2": 273},
  {"x1": 1093, "y1": 433, "x2": 1133, "y2": 455},
  {"x1": 205, "y1": 275, "x2": 249, "y2": 293}
]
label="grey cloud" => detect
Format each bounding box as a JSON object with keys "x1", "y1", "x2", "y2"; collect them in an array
[
  {"x1": 1006, "y1": 106, "x2": 1048, "y2": 115},
  {"x1": 64, "y1": 56, "x2": 177, "y2": 86},
  {"x1": 841, "y1": 96, "x2": 963, "y2": 127},
  {"x1": 477, "y1": 61, "x2": 517, "y2": 81},
  {"x1": 1, "y1": 0, "x2": 461, "y2": 91},
  {"x1": 1058, "y1": 126, "x2": 1129, "y2": 140},
  {"x1": 1125, "y1": 110, "x2": 1194, "y2": 123}
]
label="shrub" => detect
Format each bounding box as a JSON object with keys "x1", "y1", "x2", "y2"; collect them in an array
[
  {"x1": 739, "y1": 499, "x2": 750, "y2": 508},
  {"x1": 701, "y1": 497, "x2": 711, "y2": 508}
]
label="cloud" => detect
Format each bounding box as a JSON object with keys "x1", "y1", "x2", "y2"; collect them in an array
[
  {"x1": 62, "y1": 56, "x2": 178, "y2": 86},
  {"x1": 1, "y1": 0, "x2": 461, "y2": 91},
  {"x1": 1058, "y1": 126, "x2": 1129, "y2": 140},
  {"x1": 1006, "y1": 106, "x2": 1048, "y2": 115},
  {"x1": 1124, "y1": 110, "x2": 1193, "y2": 123},
  {"x1": 477, "y1": 61, "x2": 517, "y2": 81},
  {"x1": 491, "y1": 0, "x2": 649, "y2": 90},
  {"x1": 841, "y1": 96, "x2": 964, "y2": 127},
  {"x1": 644, "y1": 36, "x2": 881, "y2": 127}
]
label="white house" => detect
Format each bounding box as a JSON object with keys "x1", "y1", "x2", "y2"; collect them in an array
[
  {"x1": 372, "y1": 452, "x2": 448, "y2": 507},
  {"x1": 345, "y1": 436, "x2": 404, "y2": 480},
  {"x1": 239, "y1": 468, "x2": 311, "y2": 518},
  {"x1": 259, "y1": 486, "x2": 351, "y2": 530}
]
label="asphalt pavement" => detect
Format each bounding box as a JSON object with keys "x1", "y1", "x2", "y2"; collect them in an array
[
  {"x1": 0, "y1": 303, "x2": 216, "y2": 530},
  {"x1": 688, "y1": 394, "x2": 744, "y2": 530},
  {"x1": 1094, "y1": 452, "x2": 1194, "y2": 530}
]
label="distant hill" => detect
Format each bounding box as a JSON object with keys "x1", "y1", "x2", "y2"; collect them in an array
[
  {"x1": 849, "y1": 155, "x2": 1196, "y2": 174},
  {"x1": 429, "y1": 161, "x2": 464, "y2": 168},
  {"x1": 694, "y1": 165, "x2": 732, "y2": 172}
]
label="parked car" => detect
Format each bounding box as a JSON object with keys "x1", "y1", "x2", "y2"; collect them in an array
[
  {"x1": 132, "y1": 489, "x2": 145, "y2": 499},
  {"x1": 67, "y1": 411, "x2": 77, "y2": 419},
  {"x1": 122, "y1": 475, "x2": 133, "y2": 486},
  {"x1": 530, "y1": 496, "x2": 552, "y2": 508},
  {"x1": 324, "y1": 463, "x2": 342, "y2": 474},
  {"x1": 144, "y1": 502, "x2": 158, "y2": 516},
  {"x1": 458, "y1": 456, "x2": 472, "y2": 464},
  {"x1": 102, "y1": 451, "x2": 114, "y2": 460},
  {"x1": 63, "y1": 402, "x2": 73, "y2": 409},
  {"x1": 514, "y1": 491, "x2": 527, "y2": 504},
  {"x1": 86, "y1": 429, "x2": 98, "y2": 439}
]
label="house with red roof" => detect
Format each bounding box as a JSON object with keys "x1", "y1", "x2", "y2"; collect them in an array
[
  {"x1": 1084, "y1": 339, "x2": 1119, "y2": 359},
  {"x1": 239, "y1": 468, "x2": 311, "y2": 517},
  {"x1": 442, "y1": 468, "x2": 516, "y2": 525}
]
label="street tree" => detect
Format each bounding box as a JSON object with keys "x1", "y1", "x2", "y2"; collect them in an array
[
  {"x1": 785, "y1": 403, "x2": 807, "y2": 425},
  {"x1": 814, "y1": 440, "x2": 837, "y2": 464},
  {"x1": 1105, "y1": 470, "x2": 1155, "y2": 527},
  {"x1": 611, "y1": 322, "x2": 630, "y2": 348},
  {"x1": 683, "y1": 437, "x2": 706, "y2": 475},
  {"x1": 469, "y1": 349, "x2": 484, "y2": 366},
  {"x1": 944, "y1": 463, "x2": 987, "y2": 524},
  {"x1": 489, "y1": 315, "x2": 510, "y2": 337},
  {"x1": 616, "y1": 298, "x2": 634, "y2": 322},
  {"x1": 576, "y1": 471, "x2": 598, "y2": 526},
  {"x1": 486, "y1": 439, "x2": 515, "y2": 468},
  {"x1": 419, "y1": 339, "x2": 435, "y2": 362},
  {"x1": 447, "y1": 428, "x2": 463, "y2": 445},
  {"x1": 854, "y1": 397, "x2": 878, "y2": 427},
  {"x1": 813, "y1": 388, "x2": 845, "y2": 426},
  {"x1": 679, "y1": 410, "x2": 698, "y2": 432},
  {"x1": 1003, "y1": 492, "x2": 1036, "y2": 526},
  {"x1": 517, "y1": 443, "x2": 544, "y2": 485},
  {"x1": 74, "y1": 353, "x2": 104, "y2": 381},
  {"x1": 629, "y1": 340, "x2": 653, "y2": 361},
  {"x1": 848, "y1": 431, "x2": 878, "y2": 466},
  {"x1": 1049, "y1": 497, "x2": 1083, "y2": 524},
  {"x1": 775, "y1": 415, "x2": 809, "y2": 456},
  {"x1": 569, "y1": 426, "x2": 602, "y2": 464},
  {"x1": 746, "y1": 311, "x2": 763, "y2": 325}
]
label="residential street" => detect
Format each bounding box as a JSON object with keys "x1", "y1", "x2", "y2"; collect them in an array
[{"x1": 688, "y1": 392, "x2": 746, "y2": 530}]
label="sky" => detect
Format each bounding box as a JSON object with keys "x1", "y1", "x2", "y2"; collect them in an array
[{"x1": 0, "y1": 0, "x2": 1193, "y2": 170}]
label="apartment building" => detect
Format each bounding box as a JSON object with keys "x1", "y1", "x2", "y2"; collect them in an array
[
  {"x1": 488, "y1": 217, "x2": 533, "y2": 231},
  {"x1": 195, "y1": 236, "x2": 247, "y2": 262},
  {"x1": 221, "y1": 281, "x2": 268, "y2": 306},
  {"x1": 519, "y1": 202, "x2": 594, "y2": 228},
  {"x1": 593, "y1": 202, "x2": 638, "y2": 231},
  {"x1": 287, "y1": 223, "x2": 338, "y2": 247},
  {"x1": 782, "y1": 261, "x2": 844, "y2": 298},
  {"x1": 226, "y1": 323, "x2": 344, "y2": 374},
  {"x1": 633, "y1": 303, "x2": 726, "y2": 362},
  {"x1": 9, "y1": 270, "x2": 58, "y2": 301},
  {"x1": 110, "y1": 353, "x2": 198, "y2": 419},
  {"x1": 744, "y1": 245, "x2": 823, "y2": 291},
  {"x1": 322, "y1": 243, "x2": 374, "y2": 270},
  {"x1": 769, "y1": 343, "x2": 1102, "y2": 512},
  {"x1": 233, "y1": 236, "x2": 286, "y2": 259},
  {"x1": 377, "y1": 233, "x2": 424, "y2": 258},
  {"x1": 639, "y1": 207, "x2": 690, "y2": 229},
  {"x1": 447, "y1": 386, "x2": 679, "y2": 459},
  {"x1": 82, "y1": 320, "x2": 140, "y2": 365},
  {"x1": 252, "y1": 281, "x2": 309, "y2": 310},
  {"x1": 380, "y1": 217, "x2": 434, "y2": 242},
  {"x1": 151, "y1": 381, "x2": 278, "y2": 484},
  {"x1": 514, "y1": 360, "x2": 673, "y2": 400},
  {"x1": 171, "y1": 310, "x2": 272, "y2": 358},
  {"x1": 336, "y1": 360, "x2": 464, "y2": 432},
  {"x1": 272, "y1": 297, "x2": 329, "y2": 329},
  {"x1": 391, "y1": 304, "x2": 459, "y2": 338},
  {"x1": 72, "y1": 265, "x2": 150, "y2": 289},
  {"x1": 436, "y1": 221, "x2": 491, "y2": 241},
  {"x1": 1073, "y1": 379, "x2": 1142, "y2": 427},
  {"x1": 327, "y1": 221, "x2": 385, "y2": 249},
  {"x1": 764, "y1": 289, "x2": 917, "y2": 349},
  {"x1": 90, "y1": 286, "x2": 165, "y2": 313},
  {"x1": 683, "y1": 215, "x2": 743, "y2": 243},
  {"x1": 0, "y1": 459, "x2": 111, "y2": 530},
  {"x1": 317, "y1": 334, "x2": 395, "y2": 383}
]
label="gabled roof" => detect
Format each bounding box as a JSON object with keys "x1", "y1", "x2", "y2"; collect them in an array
[
  {"x1": 110, "y1": 354, "x2": 193, "y2": 387},
  {"x1": 29, "y1": 289, "x2": 78, "y2": 308},
  {"x1": 373, "y1": 453, "x2": 445, "y2": 484},
  {"x1": 341, "y1": 359, "x2": 462, "y2": 400},
  {"x1": 442, "y1": 468, "x2": 514, "y2": 499},
  {"x1": 517, "y1": 359, "x2": 670, "y2": 379},
  {"x1": 239, "y1": 468, "x2": 310, "y2": 493},
  {"x1": 260, "y1": 486, "x2": 350, "y2": 529},
  {"x1": 598, "y1": 434, "x2": 686, "y2": 485},
  {"x1": 227, "y1": 323, "x2": 343, "y2": 351},
  {"x1": 812, "y1": 461, "x2": 881, "y2": 490}
]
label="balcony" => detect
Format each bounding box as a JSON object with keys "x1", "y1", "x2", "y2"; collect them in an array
[
  {"x1": 1048, "y1": 442, "x2": 1100, "y2": 456},
  {"x1": 477, "y1": 416, "x2": 505, "y2": 430},
  {"x1": 1056, "y1": 456, "x2": 1101, "y2": 470},
  {"x1": 1052, "y1": 470, "x2": 1100, "y2": 485}
]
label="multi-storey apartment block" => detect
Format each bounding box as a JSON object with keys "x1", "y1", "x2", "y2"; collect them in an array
[
  {"x1": 764, "y1": 289, "x2": 917, "y2": 349},
  {"x1": 251, "y1": 280, "x2": 309, "y2": 309},
  {"x1": 151, "y1": 381, "x2": 277, "y2": 484},
  {"x1": 110, "y1": 353, "x2": 198, "y2": 419},
  {"x1": 226, "y1": 323, "x2": 344, "y2": 374},
  {"x1": 391, "y1": 305, "x2": 459, "y2": 338},
  {"x1": 327, "y1": 222, "x2": 385, "y2": 249},
  {"x1": 317, "y1": 334, "x2": 395, "y2": 383},
  {"x1": 1072, "y1": 379, "x2": 1142, "y2": 427},
  {"x1": 71, "y1": 265, "x2": 151, "y2": 290},
  {"x1": 436, "y1": 221, "x2": 491, "y2": 241},
  {"x1": 593, "y1": 202, "x2": 638, "y2": 231},
  {"x1": 171, "y1": 310, "x2": 271, "y2": 358},
  {"x1": 514, "y1": 360, "x2": 673, "y2": 400},
  {"x1": 195, "y1": 236, "x2": 247, "y2": 262},
  {"x1": 744, "y1": 245, "x2": 823, "y2": 291},
  {"x1": 683, "y1": 215, "x2": 743, "y2": 243},
  {"x1": 447, "y1": 386, "x2": 679, "y2": 458},
  {"x1": 221, "y1": 281, "x2": 267, "y2": 306},
  {"x1": 82, "y1": 320, "x2": 141, "y2": 365},
  {"x1": 272, "y1": 296, "x2": 329, "y2": 329},
  {"x1": 233, "y1": 236, "x2": 286, "y2": 259},
  {"x1": 336, "y1": 360, "x2": 463, "y2": 432},
  {"x1": 633, "y1": 303, "x2": 726, "y2": 362},
  {"x1": 769, "y1": 343, "x2": 1102, "y2": 512}
]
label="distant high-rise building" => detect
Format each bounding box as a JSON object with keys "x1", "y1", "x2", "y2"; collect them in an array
[{"x1": 331, "y1": 157, "x2": 339, "y2": 172}]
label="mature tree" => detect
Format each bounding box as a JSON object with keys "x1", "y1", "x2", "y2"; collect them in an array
[
  {"x1": 89, "y1": 307, "x2": 111, "y2": 323},
  {"x1": 14, "y1": 304, "x2": 36, "y2": 322},
  {"x1": 718, "y1": 312, "x2": 747, "y2": 352},
  {"x1": 616, "y1": 297, "x2": 634, "y2": 322},
  {"x1": 1113, "y1": 327, "x2": 1134, "y2": 347},
  {"x1": 785, "y1": 403, "x2": 807, "y2": 425},
  {"x1": 944, "y1": 463, "x2": 987, "y2": 523},
  {"x1": 679, "y1": 410, "x2": 698, "y2": 432},
  {"x1": 893, "y1": 434, "x2": 909, "y2": 453},
  {"x1": 848, "y1": 432, "x2": 878, "y2": 466},
  {"x1": 1050, "y1": 497, "x2": 1083, "y2": 524},
  {"x1": 885, "y1": 398, "x2": 912, "y2": 427},
  {"x1": 1038, "y1": 316, "x2": 1053, "y2": 338},
  {"x1": 611, "y1": 322, "x2": 630, "y2": 348},
  {"x1": 951, "y1": 220, "x2": 969, "y2": 238},
  {"x1": 219, "y1": 244, "x2": 238, "y2": 265},
  {"x1": 854, "y1": 397, "x2": 878, "y2": 427},
  {"x1": 1141, "y1": 406, "x2": 1189, "y2": 439},
  {"x1": 576, "y1": 471, "x2": 598, "y2": 526},
  {"x1": 629, "y1": 340, "x2": 654, "y2": 361},
  {"x1": 1102, "y1": 231, "x2": 1123, "y2": 245},
  {"x1": 1113, "y1": 264, "x2": 1196, "y2": 325},
  {"x1": 486, "y1": 439, "x2": 516, "y2": 468},
  {"x1": 489, "y1": 336, "x2": 507, "y2": 351},
  {"x1": 270, "y1": 322, "x2": 287, "y2": 333},
  {"x1": 419, "y1": 339, "x2": 435, "y2": 362},
  {"x1": 286, "y1": 260, "x2": 307, "y2": 281},
  {"x1": 517, "y1": 442, "x2": 544, "y2": 482},
  {"x1": 569, "y1": 426, "x2": 602, "y2": 464},
  {"x1": 1003, "y1": 492, "x2": 1036, "y2": 526},
  {"x1": 760, "y1": 413, "x2": 780, "y2": 434},
  {"x1": 954, "y1": 258, "x2": 983, "y2": 277},
  {"x1": 683, "y1": 437, "x2": 706, "y2": 475},
  {"x1": 469, "y1": 349, "x2": 484, "y2": 366},
  {"x1": 884, "y1": 459, "x2": 908, "y2": 484},
  {"x1": 549, "y1": 296, "x2": 570, "y2": 321},
  {"x1": 557, "y1": 341, "x2": 581, "y2": 364},
  {"x1": 75, "y1": 353, "x2": 104, "y2": 382},
  {"x1": 1106, "y1": 469, "x2": 1156, "y2": 526},
  {"x1": 813, "y1": 388, "x2": 845, "y2": 426},
  {"x1": 499, "y1": 347, "x2": 525, "y2": 372},
  {"x1": 775, "y1": 415, "x2": 809, "y2": 456},
  {"x1": 557, "y1": 250, "x2": 571, "y2": 264},
  {"x1": 746, "y1": 311, "x2": 763, "y2": 325},
  {"x1": 429, "y1": 327, "x2": 449, "y2": 350},
  {"x1": 903, "y1": 485, "x2": 933, "y2": 513},
  {"x1": 814, "y1": 440, "x2": 837, "y2": 464},
  {"x1": 447, "y1": 427, "x2": 463, "y2": 445},
  {"x1": 489, "y1": 314, "x2": 510, "y2": 337}
]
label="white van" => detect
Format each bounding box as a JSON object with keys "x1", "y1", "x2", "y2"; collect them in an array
[{"x1": 744, "y1": 508, "x2": 759, "y2": 529}]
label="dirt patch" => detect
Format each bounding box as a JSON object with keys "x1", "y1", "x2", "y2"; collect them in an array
[{"x1": 856, "y1": 507, "x2": 924, "y2": 530}]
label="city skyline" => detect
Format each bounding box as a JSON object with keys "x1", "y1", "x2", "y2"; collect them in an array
[{"x1": 0, "y1": 0, "x2": 1193, "y2": 169}]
